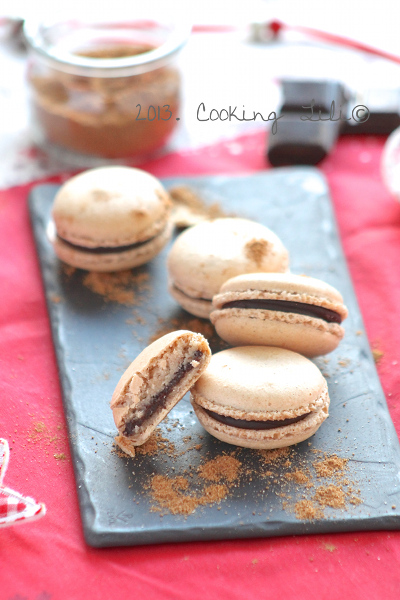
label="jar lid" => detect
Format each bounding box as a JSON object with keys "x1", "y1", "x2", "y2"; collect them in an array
[{"x1": 23, "y1": 16, "x2": 191, "y2": 77}]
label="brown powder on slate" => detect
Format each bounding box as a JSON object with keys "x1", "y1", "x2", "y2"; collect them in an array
[
  {"x1": 136, "y1": 429, "x2": 175, "y2": 457},
  {"x1": 169, "y1": 185, "x2": 233, "y2": 228},
  {"x1": 50, "y1": 293, "x2": 62, "y2": 303},
  {"x1": 151, "y1": 475, "x2": 199, "y2": 515},
  {"x1": 314, "y1": 485, "x2": 346, "y2": 508},
  {"x1": 348, "y1": 494, "x2": 362, "y2": 506},
  {"x1": 114, "y1": 418, "x2": 361, "y2": 520},
  {"x1": 150, "y1": 474, "x2": 229, "y2": 515},
  {"x1": 148, "y1": 450, "x2": 241, "y2": 515},
  {"x1": 201, "y1": 484, "x2": 228, "y2": 504},
  {"x1": 314, "y1": 455, "x2": 348, "y2": 478},
  {"x1": 115, "y1": 429, "x2": 176, "y2": 459},
  {"x1": 149, "y1": 317, "x2": 214, "y2": 345},
  {"x1": 258, "y1": 447, "x2": 291, "y2": 464},
  {"x1": 285, "y1": 470, "x2": 310, "y2": 485},
  {"x1": 135, "y1": 434, "x2": 159, "y2": 456},
  {"x1": 198, "y1": 455, "x2": 241, "y2": 483},
  {"x1": 83, "y1": 271, "x2": 150, "y2": 305},
  {"x1": 244, "y1": 238, "x2": 270, "y2": 266},
  {"x1": 338, "y1": 359, "x2": 350, "y2": 367},
  {"x1": 294, "y1": 500, "x2": 323, "y2": 521},
  {"x1": 63, "y1": 265, "x2": 76, "y2": 277}
]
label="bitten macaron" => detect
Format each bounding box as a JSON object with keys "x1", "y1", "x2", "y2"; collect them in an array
[
  {"x1": 111, "y1": 330, "x2": 211, "y2": 455},
  {"x1": 50, "y1": 166, "x2": 172, "y2": 271},
  {"x1": 191, "y1": 346, "x2": 330, "y2": 450},
  {"x1": 211, "y1": 273, "x2": 348, "y2": 357},
  {"x1": 167, "y1": 218, "x2": 289, "y2": 319}
]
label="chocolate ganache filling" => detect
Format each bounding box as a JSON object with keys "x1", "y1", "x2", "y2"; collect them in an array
[
  {"x1": 204, "y1": 409, "x2": 310, "y2": 430},
  {"x1": 123, "y1": 350, "x2": 203, "y2": 436},
  {"x1": 57, "y1": 230, "x2": 161, "y2": 254},
  {"x1": 222, "y1": 299, "x2": 342, "y2": 324}
]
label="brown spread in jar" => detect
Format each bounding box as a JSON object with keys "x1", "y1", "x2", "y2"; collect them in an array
[{"x1": 29, "y1": 44, "x2": 180, "y2": 159}]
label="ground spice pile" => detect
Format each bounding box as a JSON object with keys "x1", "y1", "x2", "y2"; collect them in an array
[
  {"x1": 83, "y1": 271, "x2": 150, "y2": 305},
  {"x1": 148, "y1": 454, "x2": 241, "y2": 515},
  {"x1": 198, "y1": 455, "x2": 241, "y2": 483},
  {"x1": 169, "y1": 185, "x2": 234, "y2": 228},
  {"x1": 314, "y1": 454, "x2": 348, "y2": 478},
  {"x1": 314, "y1": 485, "x2": 346, "y2": 508},
  {"x1": 294, "y1": 499, "x2": 324, "y2": 521},
  {"x1": 114, "y1": 425, "x2": 362, "y2": 521},
  {"x1": 113, "y1": 428, "x2": 176, "y2": 459},
  {"x1": 288, "y1": 452, "x2": 361, "y2": 520}
]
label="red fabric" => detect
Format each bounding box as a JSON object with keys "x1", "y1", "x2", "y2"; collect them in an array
[
  {"x1": 0, "y1": 439, "x2": 46, "y2": 526},
  {"x1": 1, "y1": 131, "x2": 400, "y2": 599}
]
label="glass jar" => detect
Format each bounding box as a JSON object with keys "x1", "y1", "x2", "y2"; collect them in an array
[{"x1": 23, "y1": 15, "x2": 190, "y2": 165}]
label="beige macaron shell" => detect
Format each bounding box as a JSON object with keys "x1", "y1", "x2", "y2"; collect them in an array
[
  {"x1": 191, "y1": 346, "x2": 327, "y2": 419},
  {"x1": 192, "y1": 396, "x2": 329, "y2": 450},
  {"x1": 211, "y1": 311, "x2": 343, "y2": 358},
  {"x1": 191, "y1": 346, "x2": 329, "y2": 449},
  {"x1": 211, "y1": 273, "x2": 347, "y2": 357},
  {"x1": 52, "y1": 166, "x2": 171, "y2": 248},
  {"x1": 168, "y1": 281, "x2": 213, "y2": 319},
  {"x1": 214, "y1": 272, "x2": 347, "y2": 315},
  {"x1": 111, "y1": 330, "x2": 211, "y2": 445},
  {"x1": 51, "y1": 219, "x2": 173, "y2": 272},
  {"x1": 167, "y1": 218, "x2": 289, "y2": 302}
]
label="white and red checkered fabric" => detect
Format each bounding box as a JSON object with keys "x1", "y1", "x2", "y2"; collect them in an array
[{"x1": 0, "y1": 438, "x2": 46, "y2": 527}]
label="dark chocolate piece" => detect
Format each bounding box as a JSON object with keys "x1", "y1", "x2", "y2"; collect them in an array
[
  {"x1": 267, "y1": 116, "x2": 340, "y2": 166},
  {"x1": 222, "y1": 298, "x2": 342, "y2": 324},
  {"x1": 123, "y1": 350, "x2": 203, "y2": 435},
  {"x1": 204, "y1": 409, "x2": 310, "y2": 430},
  {"x1": 267, "y1": 79, "x2": 347, "y2": 166},
  {"x1": 280, "y1": 80, "x2": 347, "y2": 115}
]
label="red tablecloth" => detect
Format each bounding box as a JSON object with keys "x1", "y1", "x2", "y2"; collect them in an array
[{"x1": 1, "y1": 131, "x2": 400, "y2": 599}]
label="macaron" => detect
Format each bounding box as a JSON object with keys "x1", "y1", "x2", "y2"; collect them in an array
[
  {"x1": 50, "y1": 166, "x2": 172, "y2": 271},
  {"x1": 167, "y1": 218, "x2": 289, "y2": 319},
  {"x1": 111, "y1": 330, "x2": 211, "y2": 448},
  {"x1": 191, "y1": 346, "x2": 330, "y2": 450},
  {"x1": 211, "y1": 273, "x2": 348, "y2": 357}
]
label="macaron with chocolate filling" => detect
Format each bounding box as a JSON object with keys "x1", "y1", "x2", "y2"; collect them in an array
[
  {"x1": 111, "y1": 330, "x2": 211, "y2": 450},
  {"x1": 50, "y1": 166, "x2": 172, "y2": 271},
  {"x1": 167, "y1": 218, "x2": 289, "y2": 319},
  {"x1": 191, "y1": 346, "x2": 330, "y2": 450},
  {"x1": 211, "y1": 273, "x2": 348, "y2": 357}
]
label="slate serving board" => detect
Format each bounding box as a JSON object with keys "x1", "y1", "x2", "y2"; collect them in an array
[{"x1": 29, "y1": 168, "x2": 400, "y2": 547}]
